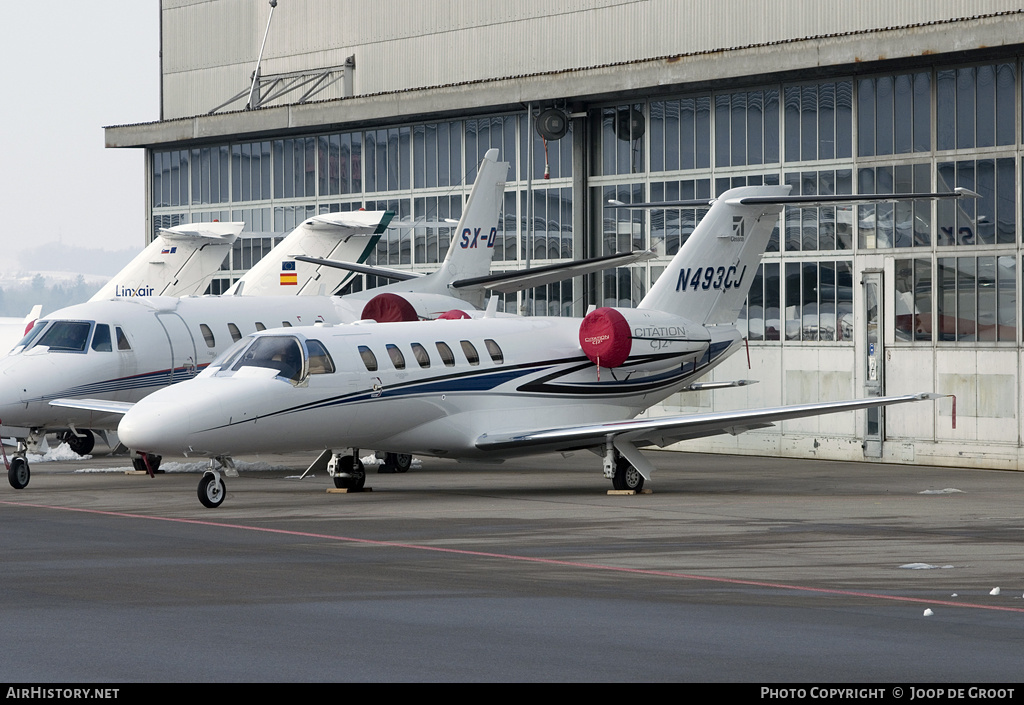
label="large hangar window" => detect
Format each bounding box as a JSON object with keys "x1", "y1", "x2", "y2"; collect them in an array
[
  {"x1": 936, "y1": 159, "x2": 1016, "y2": 246},
  {"x1": 783, "y1": 80, "x2": 853, "y2": 162},
  {"x1": 896, "y1": 256, "x2": 1017, "y2": 343},
  {"x1": 855, "y1": 165, "x2": 932, "y2": 249},
  {"x1": 936, "y1": 63, "x2": 1016, "y2": 150},
  {"x1": 649, "y1": 96, "x2": 711, "y2": 172},
  {"x1": 714, "y1": 88, "x2": 780, "y2": 168},
  {"x1": 858, "y1": 72, "x2": 931, "y2": 156},
  {"x1": 783, "y1": 170, "x2": 854, "y2": 251}
]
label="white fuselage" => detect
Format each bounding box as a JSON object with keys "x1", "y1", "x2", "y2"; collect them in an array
[{"x1": 117, "y1": 315, "x2": 742, "y2": 459}]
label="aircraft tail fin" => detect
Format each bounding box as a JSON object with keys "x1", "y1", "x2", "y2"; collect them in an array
[
  {"x1": 401, "y1": 148, "x2": 509, "y2": 306},
  {"x1": 91, "y1": 222, "x2": 243, "y2": 301},
  {"x1": 638, "y1": 186, "x2": 789, "y2": 324},
  {"x1": 226, "y1": 211, "x2": 392, "y2": 297}
]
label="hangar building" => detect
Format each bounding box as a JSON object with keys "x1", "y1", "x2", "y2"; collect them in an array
[{"x1": 106, "y1": 1, "x2": 1024, "y2": 470}]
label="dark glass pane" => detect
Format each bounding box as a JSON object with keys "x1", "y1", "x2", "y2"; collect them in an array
[
  {"x1": 913, "y1": 72, "x2": 931, "y2": 152},
  {"x1": 956, "y1": 67, "x2": 976, "y2": 148},
  {"x1": 875, "y1": 76, "x2": 893, "y2": 156},
  {"x1": 894, "y1": 74, "x2": 913, "y2": 153},
  {"x1": 976, "y1": 64, "x2": 995, "y2": 148},
  {"x1": 857, "y1": 78, "x2": 875, "y2": 157},
  {"x1": 936, "y1": 70, "x2": 956, "y2": 150}
]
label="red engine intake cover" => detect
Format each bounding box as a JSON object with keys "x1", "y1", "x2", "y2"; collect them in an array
[
  {"x1": 437, "y1": 309, "x2": 471, "y2": 320},
  {"x1": 360, "y1": 293, "x2": 419, "y2": 323},
  {"x1": 579, "y1": 307, "x2": 632, "y2": 368}
]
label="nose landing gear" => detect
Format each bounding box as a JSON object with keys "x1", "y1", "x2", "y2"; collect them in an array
[{"x1": 8, "y1": 456, "x2": 29, "y2": 490}]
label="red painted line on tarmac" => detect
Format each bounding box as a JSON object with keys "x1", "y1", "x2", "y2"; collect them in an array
[{"x1": 5, "y1": 497, "x2": 1023, "y2": 614}]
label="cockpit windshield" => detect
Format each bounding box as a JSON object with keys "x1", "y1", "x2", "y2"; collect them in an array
[
  {"x1": 228, "y1": 335, "x2": 305, "y2": 382},
  {"x1": 208, "y1": 335, "x2": 336, "y2": 383},
  {"x1": 25, "y1": 321, "x2": 93, "y2": 353}
]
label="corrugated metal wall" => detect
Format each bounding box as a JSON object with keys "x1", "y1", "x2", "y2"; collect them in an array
[{"x1": 161, "y1": 0, "x2": 1023, "y2": 119}]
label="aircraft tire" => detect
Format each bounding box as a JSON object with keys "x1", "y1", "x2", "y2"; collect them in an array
[
  {"x1": 62, "y1": 430, "x2": 95, "y2": 456},
  {"x1": 8, "y1": 457, "x2": 30, "y2": 490},
  {"x1": 611, "y1": 457, "x2": 644, "y2": 492},
  {"x1": 197, "y1": 473, "x2": 226, "y2": 508},
  {"x1": 132, "y1": 453, "x2": 163, "y2": 474},
  {"x1": 333, "y1": 456, "x2": 366, "y2": 490},
  {"x1": 383, "y1": 452, "x2": 412, "y2": 473}
]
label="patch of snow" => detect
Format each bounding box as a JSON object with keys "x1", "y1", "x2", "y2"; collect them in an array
[
  {"x1": 25, "y1": 442, "x2": 90, "y2": 463},
  {"x1": 74, "y1": 459, "x2": 290, "y2": 475},
  {"x1": 899, "y1": 563, "x2": 953, "y2": 570},
  {"x1": 918, "y1": 488, "x2": 964, "y2": 494},
  {"x1": 990, "y1": 587, "x2": 1001, "y2": 596},
  {"x1": 923, "y1": 608, "x2": 934, "y2": 616}
]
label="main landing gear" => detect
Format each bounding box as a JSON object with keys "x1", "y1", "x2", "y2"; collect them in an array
[
  {"x1": 602, "y1": 440, "x2": 649, "y2": 493},
  {"x1": 62, "y1": 429, "x2": 95, "y2": 456},
  {"x1": 380, "y1": 452, "x2": 412, "y2": 473},
  {"x1": 329, "y1": 451, "x2": 366, "y2": 490}
]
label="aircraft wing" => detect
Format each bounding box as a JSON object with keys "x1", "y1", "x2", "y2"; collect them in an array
[
  {"x1": 451, "y1": 250, "x2": 656, "y2": 294},
  {"x1": 49, "y1": 399, "x2": 135, "y2": 415},
  {"x1": 476, "y1": 393, "x2": 941, "y2": 454}
]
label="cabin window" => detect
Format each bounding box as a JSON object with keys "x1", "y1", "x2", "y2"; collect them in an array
[
  {"x1": 255, "y1": 322, "x2": 266, "y2": 331},
  {"x1": 358, "y1": 345, "x2": 378, "y2": 372},
  {"x1": 305, "y1": 339, "x2": 335, "y2": 374},
  {"x1": 282, "y1": 321, "x2": 293, "y2": 327},
  {"x1": 460, "y1": 340, "x2": 480, "y2": 366},
  {"x1": 230, "y1": 335, "x2": 303, "y2": 382},
  {"x1": 228, "y1": 323, "x2": 242, "y2": 342},
  {"x1": 436, "y1": 342, "x2": 455, "y2": 367},
  {"x1": 115, "y1": 326, "x2": 132, "y2": 350},
  {"x1": 199, "y1": 324, "x2": 216, "y2": 348},
  {"x1": 411, "y1": 342, "x2": 430, "y2": 368},
  {"x1": 37, "y1": 321, "x2": 92, "y2": 352},
  {"x1": 484, "y1": 339, "x2": 503, "y2": 364},
  {"x1": 386, "y1": 344, "x2": 406, "y2": 370},
  {"x1": 90, "y1": 324, "x2": 112, "y2": 352}
]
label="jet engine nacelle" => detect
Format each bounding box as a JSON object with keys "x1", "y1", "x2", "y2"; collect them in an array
[
  {"x1": 578, "y1": 307, "x2": 708, "y2": 368},
  {"x1": 360, "y1": 292, "x2": 478, "y2": 323}
]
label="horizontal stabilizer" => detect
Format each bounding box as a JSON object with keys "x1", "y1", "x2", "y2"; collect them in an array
[
  {"x1": 309, "y1": 211, "x2": 395, "y2": 234},
  {"x1": 610, "y1": 187, "x2": 978, "y2": 210},
  {"x1": 452, "y1": 250, "x2": 656, "y2": 294},
  {"x1": 289, "y1": 255, "x2": 424, "y2": 282},
  {"x1": 50, "y1": 398, "x2": 135, "y2": 415},
  {"x1": 158, "y1": 222, "x2": 244, "y2": 245}
]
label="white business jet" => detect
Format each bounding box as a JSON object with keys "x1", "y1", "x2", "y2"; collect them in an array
[{"x1": 107, "y1": 185, "x2": 973, "y2": 507}]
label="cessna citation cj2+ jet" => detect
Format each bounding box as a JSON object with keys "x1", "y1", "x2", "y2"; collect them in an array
[{"x1": 113, "y1": 185, "x2": 973, "y2": 508}]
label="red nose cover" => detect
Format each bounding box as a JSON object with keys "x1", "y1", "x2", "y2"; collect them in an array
[
  {"x1": 579, "y1": 307, "x2": 631, "y2": 368},
  {"x1": 360, "y1": 293, "x2": 419, "y2": 323},
  {"x1": 437, "y1": 309, "x2": 471, "y2": 320}
]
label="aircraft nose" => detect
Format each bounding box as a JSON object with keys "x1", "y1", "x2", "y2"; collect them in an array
[{"x1": 118, "y1": 396, "x2": 194, "y2": 455}]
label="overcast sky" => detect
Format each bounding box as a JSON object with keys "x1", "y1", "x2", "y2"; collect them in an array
[{"x1": 0, "y1": 2, "x2": 160, "y2": 272}]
